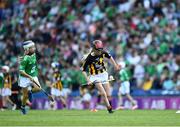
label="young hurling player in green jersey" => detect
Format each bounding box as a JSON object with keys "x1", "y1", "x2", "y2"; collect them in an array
[
  {"x1": 19, "y1": 40, "x2": 41, "y2": 115},
  {"x1": 116, "y1": 62, "x2": 138, "y2": 110}
]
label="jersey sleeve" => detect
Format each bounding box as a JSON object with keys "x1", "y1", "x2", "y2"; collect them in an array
[
  {"x1": 103, "y1": 50, "x2": 111, "y2": 59},
  {"x1": 19, "y1": 56, "x2": 28, "y2": 71}
]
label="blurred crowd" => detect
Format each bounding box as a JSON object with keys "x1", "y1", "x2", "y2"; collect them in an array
[{"x1": 0, "y1": 0, "x2": 180, "y2": 95}]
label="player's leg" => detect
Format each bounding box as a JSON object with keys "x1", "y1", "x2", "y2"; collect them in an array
[
  {"x1": 2, "y1": 96, "x2": 7, "y2": 109},
  {"x1": 123, "y1": 81, "x2": 138, "y2": 110},
  {"x1": 60, "y1": 88, "x2": 70, "y2": 108},
  {"x1": 59, "y1": 91, "x2": 67, "y2": 108},
  {"x1": 5, "y1": 88, "x2": 16, "y2": 110},
  {"x1": 0, "y1": 88, "x2": 3, "y2": 110},
  {"x1": 6, "y1": 96, "x2": 16, "y2": 110},
  {"x1": 116, "y1": 90, "x2": 124, "y2": 110},
  {"x1": 59, "y1": 96, "x2": 66, "y2": 108},
  {"x1": 50, "y1": 95, "x2": 56, "y2": 110},
  {"x1": 19, "y1": 76, "x2": 32, "y2": 114},
  {"x1": 58, "y1": 83, "x2": 66, "y2": 108},
  {"x1": 99, "y1": 71, "x2": 112, "y2": 107},
  {"x1": 95, "y1": 83, "x2": 113, "y2": 113},
  {"x1": 103, "y1": 82, "x2": 112, "y2": 107},
  {"x1": 125, "y1": 93, "x2": 137, "y2": 110},
  {"x1": 27, "y1": 77, "x2": 41, "y2": 104},
  {"x1": 50, "y1": 88, "x2": 56, "y2": 110},
  {"x1": 21, "y1": 87, "x2": 29, "y2": 114},
  {"x1": 1, "y1": 88, "x2": 7, "y2": 109}
]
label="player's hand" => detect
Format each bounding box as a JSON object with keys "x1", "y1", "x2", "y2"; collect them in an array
[
  {"x1": 115, "y1": 64, "x2": 120, "y2": 71},
  {"x1": 30, "y1": 77, "x2": 34, "y2": 82},
  {"x1": 87, "y1": 79, "x2": 92, "y2": 85}
]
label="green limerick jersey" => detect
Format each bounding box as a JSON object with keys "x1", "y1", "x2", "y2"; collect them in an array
[
  {"x1": 19, "y1": 53, "x2": 38, "y2": 77},
  {"x1": 119, "y1": 68, "x2": 130, "y2": 82}
]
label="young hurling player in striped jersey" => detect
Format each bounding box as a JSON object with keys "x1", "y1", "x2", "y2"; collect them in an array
[{"x1": 81, "y1": 40, "x2": 120, "y2": 113}]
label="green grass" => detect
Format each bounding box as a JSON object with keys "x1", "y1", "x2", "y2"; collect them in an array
[{"x1": 0, "y1": 110, "x2": 179, "y2": 126}]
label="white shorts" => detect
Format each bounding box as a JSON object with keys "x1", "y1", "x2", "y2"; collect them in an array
[
  {"x1": 61, "y1": 88, "x2": 71, "y2": 97},
  {"x1": 2, "y1": 88, "x2": 12, "y2": 96},
  {"x1": 89, "y1": 71, "x2": 108, "y2": 85},
  {"x1": 19, "y1": 76, "x2": 40, "y2": 88},
  {"x1": 51, "y1": 87, "x2": 61, "y2": 97},
  {"x1": 119, "y1": 81, "x2": 130, "y2": 95}
]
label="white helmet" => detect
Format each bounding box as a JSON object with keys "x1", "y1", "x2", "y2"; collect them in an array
[
  {"x1": 2, "y1": 66, "x2": 10, "y2": 73},
  {"x1": 23, "y1": 40, "x2": 35, "y2": 50},
  {"x1": 51, "y1": 62, "x2": 59, "y2": 68}
]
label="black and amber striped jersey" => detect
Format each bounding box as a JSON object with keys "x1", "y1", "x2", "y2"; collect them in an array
[
  {"x1": 82, "y1": 50, "x2": 111, "y2": 75},
  {"x1": 52, "y1": 71, "x2": 63, "y2": 91},
  {"x1": 3, "y1": 74, "x2": 12, "y2": 89}
]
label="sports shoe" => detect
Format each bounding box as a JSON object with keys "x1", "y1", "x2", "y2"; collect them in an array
[
  {"x1": 107, "y1": 106, "x2": 114, "y2": 114},
  {"x1": 1, "y1": 108, "x2": 5, "y2": 111},
  {"x1": 90, "y1": 109, "x2": 98, "y2": 112},
  {"x1": 132, "y1": 104, "x2": 138, "y2": 110},
  {"x1": 108, "y1": 110, "x2": 114, "y2": 114},
  {"x1": 28, "y1": 91, "x2": 33, "y2": 103},
  {"x1": 12, "y1": 104, "x2": 17, "y2": 110},
  {"x1": 116, "y1": 106, "x2": 125, "y2": 110},
  {"x1": 176, "y1": 110, "x2": 180, "y2": 113},
  {"x1": 21, "y1": 106, "x2": 27, "y2": 115}
]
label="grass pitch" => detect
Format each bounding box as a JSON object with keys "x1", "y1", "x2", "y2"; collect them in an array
[{"x1": 0, "y1": 110, "x2": 179, "y2": 126}]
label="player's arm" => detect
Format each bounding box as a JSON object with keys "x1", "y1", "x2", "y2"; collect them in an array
[
  {"x1": 110, "y1": 56, "x2": 120, "y2": 71},
  {"x1": 104, "y1": 51, "x2": 120, "y2": 71}
]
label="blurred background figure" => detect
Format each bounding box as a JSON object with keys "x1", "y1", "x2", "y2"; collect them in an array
[
  {"x1": 1, "y1": 66, "x2": 16, "y2": 110},
  {"x1": 116, "y1": 62, "x2": 137, "y2": 110},
  {"x1": 48, "y1": 62, "x2": 66, "y2": 110},
  {"x1": 80, "y1": 88, "x2": 92, "y2": 109},
  {"x1": 0, "y1": 68, "x2": 4, "y2": 110}
]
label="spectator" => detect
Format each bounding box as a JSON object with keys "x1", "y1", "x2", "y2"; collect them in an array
[{"x1": 0, "y1": 0, "x2": 179, "y2": 97}]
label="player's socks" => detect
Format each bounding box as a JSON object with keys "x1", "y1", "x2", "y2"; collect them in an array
[
  {"x1": 2, "y1": 106, "x2": 7, "y2": 109},
  {"x1": 12, "y1": 104, "x2": 17, "y2": 110},
  {"x1": 97, "y1": 95, "x2": 101, "y2": 104},
  {"x1": 21, "y1": 105, "x2": 27, "y2": 115},
  {"x1": 63, "y1": 104, "x2": 66, "y2": 108},
  {"x1": 28, "y1": 91, "x2": 33, "y2": 103},
  {"x1": 109, "y1": 100, "x2": 112, "y2": 106}
]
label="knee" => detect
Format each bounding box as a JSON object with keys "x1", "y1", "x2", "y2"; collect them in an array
[
  {"x1": 107, "y1": 95, "x2": 111, "y2": 99},
  {"x1": 100, "y1": 91, "x2": 107, "y2": 97}
]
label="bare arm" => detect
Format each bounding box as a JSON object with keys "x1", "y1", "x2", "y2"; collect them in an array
[
  {"x1": 19, "y1": 70, "x2": 34, "y2": 81},
  {"x1": 110, "y1": 56, "x2": 120, "y2": 71}
]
